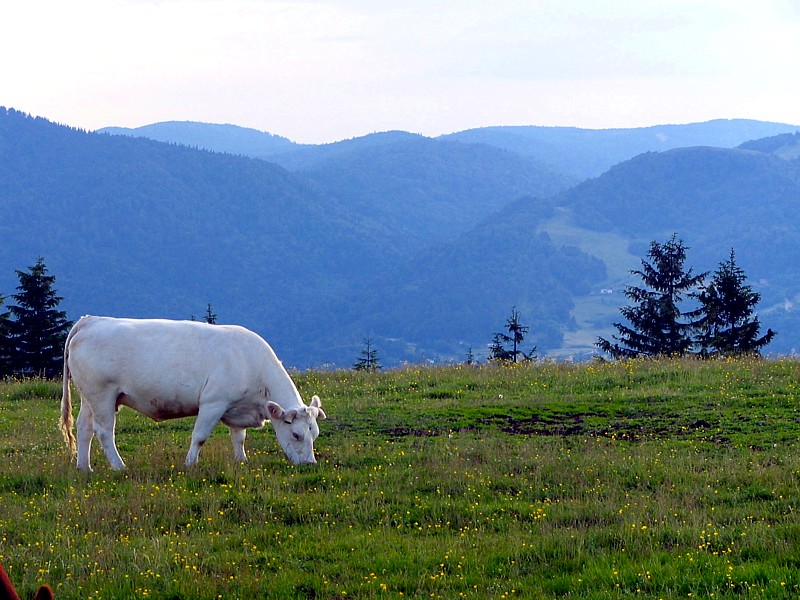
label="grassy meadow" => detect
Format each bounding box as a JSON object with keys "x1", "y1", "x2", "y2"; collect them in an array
[{"x1": 2, "y1": 358, "x2": 800, "y2": 598}]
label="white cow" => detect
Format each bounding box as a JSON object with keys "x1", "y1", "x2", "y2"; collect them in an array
[{"x1": 60, "y1": 316, "x2": 326, "y2": 471}]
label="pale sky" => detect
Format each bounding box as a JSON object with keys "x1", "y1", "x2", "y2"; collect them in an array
[{"x1": 3, "y1": 0, "x2": 800, "y2": 143}]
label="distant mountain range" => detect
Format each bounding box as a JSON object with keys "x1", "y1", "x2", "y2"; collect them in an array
[
  {"x1": 3, "y1": 107, "x2": 800, "y2": 367},
  {"x1": 101, "y1": 118, "x2": 799, "y2": 179}
]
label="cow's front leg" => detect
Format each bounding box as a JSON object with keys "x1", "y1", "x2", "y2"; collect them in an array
[
  {"x1": 76, "y1": 402, "x2": 95, "y2": 472},
  {"x1": 185, "y1": 405, "x2": 227, "y2": 466},
  {"x1": 229, "y1": 427, "x2": 248, "y2": 463}
]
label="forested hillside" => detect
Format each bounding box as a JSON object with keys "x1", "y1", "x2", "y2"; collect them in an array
[
  {"x1": 441, "y1": 119, "x2": 800, "y2": 178},
  {"x1": 103, "y1": 119, "x2": 800, "y2": 180},
  {"x1": 0, "y1": 108, "x2": 396, "y2": 363},
  {"x1": 562, "y1": 146, "x2": 800, "y2": 276},
  {"x1": 322, "y1": 196, "x2": 606, "y2": 359},
  {"x1": 100, "y1": 121, "x2": 298, "y2": 159},
  {"x1": 738, "y1": 131, "x2": 800, "y2": 159},
  {"x1": 2, "y1": 108, "x2": 597, "y2": 366},
  {"x1": 298, "y1": 138, "x2": 574, "y2": 252},
  {"x1": 543, "y1": 144, "x2": 800, "y2": 356},
  {"x1": 5, "y1": 108, "x2": 800, "y2": 365}
]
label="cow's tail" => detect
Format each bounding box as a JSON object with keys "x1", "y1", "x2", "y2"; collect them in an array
[{"x1": 60, "y1": 319, "x2": 83, "y2": 459}]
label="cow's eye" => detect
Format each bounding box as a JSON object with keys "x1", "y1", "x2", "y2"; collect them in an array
[{"x1": 292, "y1": 432, "x2": 303, "y2": 441}]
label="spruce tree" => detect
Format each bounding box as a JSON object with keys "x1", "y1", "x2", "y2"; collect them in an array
[
  {"x1": 488, "y1": 332, "x2": 513, "y2": 362},
  {"x1": 694, "y1": 249, "x2": 775, "y2": 356},
  {"x1": 489, "y1": 307, "x2": 536, "y2": 363},
  {"x1": 597, "y1": 234, "x2": 705, "y2": 359},
  {"x1": 353, "y1": 338, "x2": 381, "y2": 372},
  {"x1": 464, "y1": 346, "x2": 476, "y2": 366},
  {"x1": 7, "y1": 257, "x2": 72, "y2": 377},
  {"x1": 204, "y1": 303, "x2": 218, "y2": 324}
]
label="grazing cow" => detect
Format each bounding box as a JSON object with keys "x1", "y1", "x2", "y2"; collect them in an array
[{"x1": 60, "y1": 316, "x2": 326, "y2": 471}]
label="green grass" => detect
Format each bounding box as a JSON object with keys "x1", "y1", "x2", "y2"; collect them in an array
[{"x1": 3, "y1": 358, "x2": 800, "y2": 598}]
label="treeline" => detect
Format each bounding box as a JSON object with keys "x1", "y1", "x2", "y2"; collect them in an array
[
  {"x1": 451, "y1": 234, "x2": 776, "y2": 365},
  {"x1": 356, "y1": 229, "x2": 781, "y2": 367},
  {"x1": 3, "y1": 236, "x2": 778, "y2": 379}
]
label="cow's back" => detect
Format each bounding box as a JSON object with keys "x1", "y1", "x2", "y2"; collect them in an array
[{"x1": 67, "y1": 316, "x2": 273, "y2": 403}]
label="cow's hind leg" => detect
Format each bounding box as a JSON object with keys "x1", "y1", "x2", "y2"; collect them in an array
[
  {"x1": 229, "y1": 427, "x2": 248, "y2": 463},
  {"x1": 185, "y1": 404, "x2": 227, "y2": 466},
  {"x1": 90, "y1": 394, "x2": 126, "y2": 470},
  {"x1": 76, "y1": 402, "x2": 95, "y2": 472}
]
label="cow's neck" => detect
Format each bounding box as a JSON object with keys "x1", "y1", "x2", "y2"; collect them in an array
[{"x1": 266, "y1": 367, "x2": 304, "y2": 408}]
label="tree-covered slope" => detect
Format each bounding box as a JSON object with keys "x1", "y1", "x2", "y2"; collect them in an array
[
  {"x1": 6, "y1": 108, "x2": 800, "y2": 365},
  {"x1": 267, "y1": 131, "x2": 427, "y2": 171},
  {"x1": 102, "y1": 118, "x2": 800, "y2": 182},
  {"x1": 441, "y1": 119, "x2": 800, "y2": 179},
  {"x1": 0, "y1": 108, "x2": 394, "y2": 362},
  {"x1": 738, "y1": 131, "x2": 800, "y2": 159},
  {"x1": 563, "y1": 146, "x2": 800, "y2": 276},
  {"x1": 293, "y1": 196, "x2": 606, "y2": 365},
  {"x1": 101, "y1": 124, "x2": 576, "y2": 254},
  {"x1": 299, "y1": 137, "x2": 576, "y2": 252},
  {"x1": 2, "y1": 109, "x2": 583, "y2": 367},
  {"x1": 99, "y1": 121, "x2": 298, "y2": 159},
  {"x1": 548, "y1": 145, "x2": 800, "y2": 355}
]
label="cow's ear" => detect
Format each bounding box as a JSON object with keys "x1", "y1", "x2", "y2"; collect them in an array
[
  {"x1": 267, "y1": 401, "x2": 285, "y2": 420},
  {"x1": 310, "y1": 395, "x2": 327, "y2": 420}
]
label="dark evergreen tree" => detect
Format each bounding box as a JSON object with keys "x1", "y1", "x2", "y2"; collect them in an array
[
  {"x1": 464, "y1": 346, "x2": 476, "y2": 365},
  {"x1": 0, "y1": 295, "x2": 11, "y2": 378},
  {"x1": 489, "y1": 307, "x2": 536, "y2": 363},
  {"x1": 597, "y1": 234, "x2": 705, "y2": 358},
  {"x1": 488, "y1": 332, "x2": 513, "y2": 362},
  {"x1": 353, "y1": 338, "x2": 381, "y2": 372},
  {"x1": 7, "y1": 258, "x2": 72, "y2": 377},
  {"x1": 204, "y1": 303, "x2": 218, "y2": 324},
  {"x1": 694, "y1": 249, "x2": 775, "y2": 356}
]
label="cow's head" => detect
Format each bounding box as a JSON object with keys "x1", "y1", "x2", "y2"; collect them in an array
[{"x1": 267, "y1": 395, "x2": 326, "y2": 465}]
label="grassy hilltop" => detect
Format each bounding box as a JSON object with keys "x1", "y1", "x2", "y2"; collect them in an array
[{"x1": 2, "y1": 358, "x2": 800, "y2": 598}]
